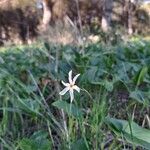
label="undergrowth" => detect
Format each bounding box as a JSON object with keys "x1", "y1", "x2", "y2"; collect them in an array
[{"x1": 0, "y1": 40, "x2": 150, "y2": 149}]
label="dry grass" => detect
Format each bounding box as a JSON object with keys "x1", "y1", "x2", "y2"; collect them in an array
[{"x1": 0, "y1": 0, "x2": 36, "y2": 10}]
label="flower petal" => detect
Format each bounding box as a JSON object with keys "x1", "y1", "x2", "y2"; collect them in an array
[
  {"x1": 59, "y1": 87, "x2": 69, "y2": 95},
  {"x1": 69, "y1": 88, "x2": 74, "y2": 103},
  {"x1": 68, "y1": 70, "x2": 73, "y2": 84},
  {"x1": 73, "y1": 85, "x2": 80, "y2": 93},
  {"x1": 73, "y1": 74, "x2": 80, "y2": 84},
  {"x1": 61, "y1": 81, "x2": 69, "y2": 86}
]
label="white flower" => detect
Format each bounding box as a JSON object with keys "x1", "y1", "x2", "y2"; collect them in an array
[{"x1": 59, "y1": 70, "x2": 80, "y2": 103}]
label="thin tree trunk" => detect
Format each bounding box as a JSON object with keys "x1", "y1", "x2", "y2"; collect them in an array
[
  {"x1": 128, "y1": 0, "x2": 135, "y2": 35},
  {"x1": 101, "y1": 0, "x2": 113, "y2": 32},
  {"x1": 122, "y1": 0, "x2": 128, "y2": 28},
  {"x1": 42, "y1": 0, "x2": 51, "y2": 30}
]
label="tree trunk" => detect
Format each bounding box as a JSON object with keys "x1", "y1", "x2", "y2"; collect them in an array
[
  {"x1": 101, "y1": 0, "x2": 113, "y2": 32},
  {"x1": 122, "y1": 0, "x2": 128, "y2": 28},
  {"x1": 122, "y1": 0, "x2": 134, "y2": 34},
  {"x1": 127, "y1": 0, "x2": 135, "y2": 35},
  {"x1": 42, "y1": 0, "x2": 51, "y2": 30}
]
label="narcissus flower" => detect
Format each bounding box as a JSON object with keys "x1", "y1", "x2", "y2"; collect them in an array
[{"x1": 59, "y1": 70, "x2": 80, "y2": 103}]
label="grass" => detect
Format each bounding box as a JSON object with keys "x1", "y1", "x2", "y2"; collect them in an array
[{"x1": 0, "y1": 40, "x2": 150, "y2": 149}]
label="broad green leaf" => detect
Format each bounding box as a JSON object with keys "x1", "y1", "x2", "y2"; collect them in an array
[
  {"x1": 133, "y1": 66, "x2": 148, "y2": 87},
  {"x1": 104, "y1": 80, "x2": 114, "y2": 92},
  {"x1": 86, "y1": 67, "x2": 98, "y2": 82},
  {"x1": 31, "y1": 130, "x2": 49, "y2": 141},
  {"x1": 18, "y1": 131, "x2": 51, "y2": 150},
  {"x1": 91, "y1": 80, "x2": 113, "y2": 92},
  {"x1": 105, "y1": 117, "x2": 150, "y2": 149},
  {"x1": 16, "y1": 98, "x2": 42, "y2": 117},
  {"x1": 19, "y1": 138, "x2": 51, "y2": 150},
  {"x1": 0, "y1": 56, "x2": 4, "y2": 64},
  {"x1": 71, "y1": 138, "x2": 88, "y2": 150},
  {"x1": 52, "y1": 100, "x2": 83, "y2": 118},
  {"x1": 19, "y1": 139, "x2": 36, "y2": 150},
  {"x1": 129, "y1": 90, "x2": 150, "y2": 105}
]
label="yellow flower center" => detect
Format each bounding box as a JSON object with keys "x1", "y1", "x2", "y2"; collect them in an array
[{"x1": 70, "y1": 84, "x2": 74, "y2": 88}]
